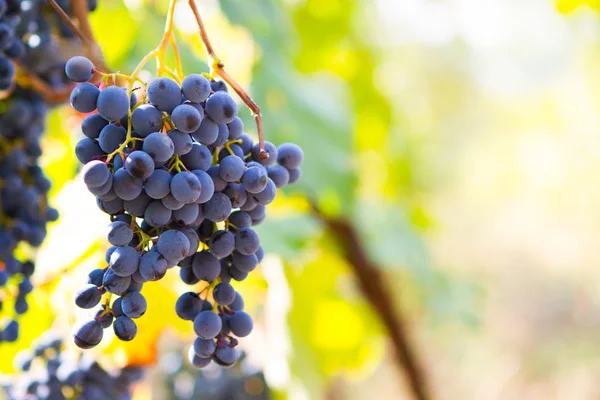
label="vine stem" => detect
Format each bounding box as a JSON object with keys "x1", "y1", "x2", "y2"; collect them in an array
[
  {"x1": 311, "y1": 203, "x2": 432, "y2": 400},
  {"x1": 187, "y1": 0, "x2": 268, "y2": 160}
]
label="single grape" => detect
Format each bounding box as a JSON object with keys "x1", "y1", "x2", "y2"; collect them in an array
[
  {"x1": 74, "y1": 284, "x2": 102, "y2": 309},
  {"x1": 208, "y1": 230, "x2": 235, "y2": 259},
  {"x1": 182, "y1": 74, "x2": 211, "y2": 103},
  {"x1": 113, "y1": 316, "x2": 137, "y2": 341},
  {"x1": 142, "y1": 132, "x2": 174, "y2": 163},
  {"x1": 96, "y1": 197, "x2": 124, "y2": 215},
  {"x1": 112, "y1": 297, "x2": 124, "y2": 317},
  {"x1": 226, "y1": 117, "x2": 244, "y2": 140},
  {"x1": 131, "y1": 104, "x2": 163, "y2": 137},
  {"x1": 161, "y1": 192, "x2": 185, "y2": 210},
  {"x1": 168, "y1": 130, "x2": 193, "y2": 155},
  {"x1": 219, "y1": 155, "x2": 245, "y2": 182},
  {"x1": 223, "y1": 183, "x2": 247, "y2": 208},
  {"x1": 193, "y1": 337, "x2": 216, "y2": 358},
  {"x1": 180, "y1": 143, "x2": 211, "y2": 171},
  {"x1": 192, "y1": 117, "x2": 218, "y2": 145},
  {"x1": 238, "y1": 133, "x2": 254, "y2": 155},
  {"x1": 88, "y1": 269, "x2": 105, "y2": 287},
  {"x1": 147, "y1": 77, "x2": 182, "y2": 113},
  {"x1": 144, "y1": 200, "x2": 172, "y2": 227},
  {"x1": 98, "y1": 124, "x2": 126, "y2": 154},
  {"x1": 121, "y1": 292, "x2": 147, "y2": 319},
  {"x1": 213, "y1": 282, "x2": 236, "y2": 306},
  {"x1": 106, "y1": 221, "x2": 133, "y2": 246},
  {"x1": 277, "y1": 143, "x2": 304, "y2": 169},
  {"x1": 144, "y1": 169, "x2": 172, "y2": 199},
  {"x1": 207, "y1": 165, "x2": 228, "y2": 192},
  {"x1": 203, "y1": 193, "x2": 232, "y2": 223},
  {"x1": 97, "y1": 86, "x2": 130, "y2": 122},
  {"x1": 171, "y1": 104, "x2": 202, "y2": 133},
  {"x1": 65, "y1": 56, "x2": 94, "y2": 82},
  {"x1": 113, "y1": 168, "x2": 143, "y2": 201},
  {"x1": 228, "y1": 211, "x2": 252, "y2": 228},
  {"x1": 241, "y1": 166, "x2": 268, "y2": 194},
  {"x1": 229, "y1": 292, "x2": 245, "y2": 311},
  {"x1": 139, "y1": 252, "x2": 168, "y2": 281},
  {"x1": 192, "y1": 251, "x2": 221, "y2": 282},
  {"x1": 170, "y1": 171, "x2": 201, "y2": 203},
  {"x1": 125, "y1": 150, "x2": 154, "y2": 179},
  {"x1": 81, "y1": 114, "x2": 108, "y2": 139},
  {"x1": 251, "y1": 178, "x2": 276, "y2": 206},
  {"x1": 213, "y1": 346, "x2": 238, "y2": 367},
  {"x1": 109, "y1": 246, "x2": 140, "y2": 277},
  {"x1": 156, "y1": 229, "x2": 190, "y2": 261},
  {"x1": 69, "y1": 82, "x2": 99, "y2": 113},
  {"x1": 267, "y1": 164, "x2": 290, "y2": 188},
  {"x1": 193, "y1": 311, "x2": 222, "y2": 339},
  {"x1": 251, "y1": 141, "x2": 277, "y2": 166},
  {"x1": 231, "y1": 251, "x2": 258, "y2": 273},
  {"x1": 173, "y1": 203, "x2": 200, "y2": 225},
  {"x1": 234, "y1": 227, "x2": 260, "y2": 256},
  {"x1": 73, "y1": 319, "x2": 103, "y2": 349},
  {"x1": 212, "y1": 123, "x2": 230, "y2": 147},
  {"x1": 82, "y1": 160, "x2": 110, "y2": 188},
  {"x1": 205, "y1": 92, "x2": 238, "y2": 124},
  {"x1": 123, "y1": 192, "x2": 152, "y2": 217},
  {"x1": 102, "y1": 268, "x2": 131, "y2": 295},
  {"x1": 229, "y1": 311, "x2": 253, "y2": 337},
  {"x1": 175, "y1": 292, "x2": 204, "y2": 321}
]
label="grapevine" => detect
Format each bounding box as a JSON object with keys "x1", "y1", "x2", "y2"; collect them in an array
[{"x1": 65, "y1": 0, "x2": 304, "y2": 368}]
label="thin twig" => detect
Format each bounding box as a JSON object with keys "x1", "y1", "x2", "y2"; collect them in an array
[
  {"x1": 46, "y1": 0, "x2": 94, "y2": 47},
  {"x1": 311, "y1": 204, "x2": 432, "y2": 400},
  {"x1": 188, "y1": 0, "x2": 268, "y2": 159},
  {"x1": 70, "y1": 0, "x2": 94, "y2": 41}
]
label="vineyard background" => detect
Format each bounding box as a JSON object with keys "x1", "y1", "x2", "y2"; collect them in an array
[{"x1": 3, "y1": 0, "x2": 600, "y2": 399}]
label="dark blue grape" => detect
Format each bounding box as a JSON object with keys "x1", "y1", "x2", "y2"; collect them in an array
[
  {"x1": 144, "y1": 200, "x2": 172, "y2": 227},
  {"x1": 267, "y1": 164, "x2": 290, "y2": 188},
  {"x1": 191, "y1": 169, "x2": 214, "y2": 204},
  {"x1": 175, "y1": 292, "x2": 203, "y2": 321},
  {"x1": 180, "y1": 143, "x2": 211, "y2": 171},
  {"x1": 113, "y1": 168, "x2": 143, "y2": 201},
  {"x1": 203, "y1": 192, "x2": 232, "y2": 223},
  {"x1": 74, "y1": 284, "x2": 102, "y2": 309},
  {"x1": 173, "y1": 203, "x2": 200, "y2": 225},
  {"x1": 241, "y1": 166, "x2": 268, "y2": 194},
  {"x1": 156, "y1": 229, "x2": 190, "y2": 261},
  {"x1": 192, "y1": 117, "x2": 218, "y2": 145},
  {"x1": 82, "y1": 160, "x2": 110, "y2": 188},
  {"x1": 213, "y1": 282, "x2": 236, "y2": 306},
  {"x1": 131, "y1": 104, "x2": 163, "y2": 137},
  {"x1": 188, "y1": 345, "x2": 212, "y2": 368},
  {"x1": 208, "y1": 230, "x2": 235, "y2": 259},
  {"x1": 251, "y1": 141, "x2": 277, "y2": 166},
  {"x1": 277, "y1": 142, "x2": 304, "y2": 169},
  {"x1": 193, "y1": 337, "x2": 216, "y2": 358},
  {"x1": 219, "y1": 155, "x2": 245, "y2": 182},
  {"x1": 102, "y1": 268, "x2": 131, "y2": 295},
  {"x1": 139, "y1": 251, "x2": 167, "y2": 281},
  {"x1": 121, "y1": 292, "x2": 146, "y2": 318},
  {"x1": 73, "y1": 319, "x2": 103, "y2": 349},
  {"x1": 142, "y1": 132, "x2": 174, "y2": 163},
  {"x1": 65, "y1": 56, "x2": 94, "y2": 82},
  {"x1": 171, "y1": 103, "x2": 202, "y2": 133},
  {"x1": 144, "y1": 169, "x2": 172, "y2": 199},
  {"x1": 168, "y1": 130, "x2": 193, "y2": 155},
  {"x1": 170, "y1": 171, "x2": 201, "y2": 203},
  {"x1": 288, "y1": 167, "x2": 302, "y2": 184},
  {"x1": 229, "y1": 311, "x2": 253, "y2": 337},
  {"x1": 113, "y1": 316, "x2": 137, "y2": 341},
  {"x1": 147, "y1": 77, "x2": 182, "y2": 113},
  {"x1": 106, "y1": 221, "x2": 133, "y2": 246},
  {"x1": 81, "y1": 114, "x2": 108, "y2": 139},
  {"x1": 70, "y1": 82, "x2": 99, "y2": 113},
  {"x1": 193, "y1": 310, "x2": 222, "y2": 339},
  {"x1": 213, "y1": 346, "x2": 238, "y2": 367},
  {"x1": 226, "y1": 117, "x2": 244, "y2": 140},
  {"x1": 98, "y1": 124, "x2": 126, "y2": 153},
  {"x1": 192, "y1": 251, "x2": 221, "y2": 282},
  {"x1": 125, "y1": 150, "x2": 154, "y2": 179},
  {"x1": 182, "y1": 74, "x2": 211, "y2": 103},
  {"x1": 205, "y1": 92, "x2": 237, "y2": 124}
]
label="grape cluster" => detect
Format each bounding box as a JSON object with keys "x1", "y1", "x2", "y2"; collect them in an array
[
  {"x1": 5, "y1": 332, "x2": 144, "y2": 400},
  {"x1": 0, "y1": 0, "x2": 26, "y2": 90},
  {"x1": 67, "y1": 56, "x2": 303, "y2": 368},
  {"x1": 0, "y1": 89, "x2": 59, "y2": 344}
]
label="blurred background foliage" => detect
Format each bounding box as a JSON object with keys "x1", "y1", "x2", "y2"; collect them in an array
[{"x1": 5, "y1": 0, "x2": 600, "y2": 399}]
